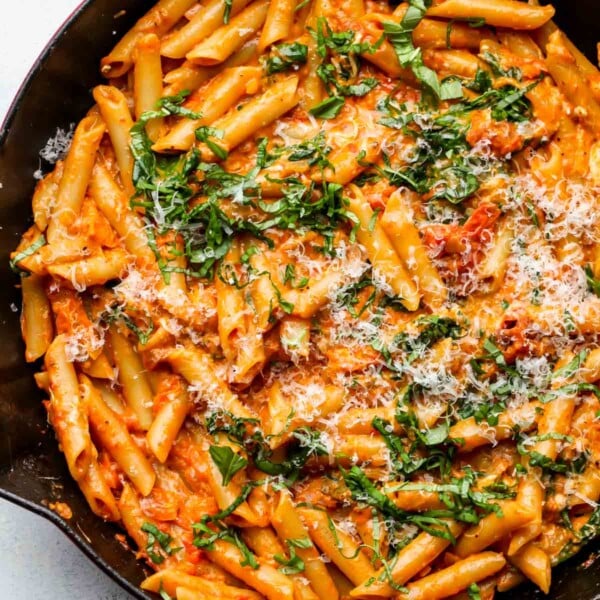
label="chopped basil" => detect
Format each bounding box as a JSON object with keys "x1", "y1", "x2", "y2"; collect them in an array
[
  {"x1": 141, "y1": 522, "x2": 182, "y2": 564},
  {"x1": 337, "y1": 276, "x2": 378, "y2": 318},
  {"x1": 286, "y1": 130, "x2": 332, "y2": 169},
  {"x1": 158, "y1": 583, "x2": 173, "y2": 600},
  {"x1": 102, "y1": 305, "x2": 155, "y2": 346},
  {"x1": 9, "y1": 234, "x2": 46, "y2": 275},
  {"x1": 192, "y1": 483, "x2": 260, "y2": 569},
  {"x1": 283, "y1": 264, "x2": 309, "y2": 289},
  {"x1": 482, "y1": 338, "x2": 508, "y2": 369},
  {"x1": 395, "y1": 315, "x2": 463, "y2": 361},
  {"x1": 131, "y1": 109, "x2": 349, "y2": 280},
  {"x1": 274, "y1": 544, "x2": 306, "y2": 574},
  {"x1": 287, "y1": 537, "x2": 313, "y2": 549},
  {"x1": 540, "y1": 382, "x2": 600, "y2": 403},
  {"x1": 372, "y1": 66, "x2": 536, "y2": 203},
  {"x1": 206, "y1": 411, "x2": 327, "y2": 481},
  {"x1": 552, "y1": 350, "x2": 588, "y2": 381},
  {"x1": 223, "y1": 0, "x2": 233, "y2": 23},
  {"x1": 342, "y1": 465, "x2": 460, "y2": 542},
  {"x1": 309, "y1": 95, "x2": 345, "y2": 119},
  {"x1": 266, "y1": 42, "x2": 308, "y2": 75},
  {"x1": 479, "y1": 51, "x2": 522, "y2": 80},
  {"x1": 209, "y1": 445, "x2": 248, "y2": 485},
  {"x1": 308, "y1": 18, "x2": 381, "y2": 118},
  {"x1": 467, "y1": 583, "x2": 482, "y2": 600},
  {"x1": 383, "y1": 0, "x2": 463, "y2": 102},
  {"x1": 585, "y1": 265, "x2": 600, "y2": 297},
  {"x1": 195, "y1": 126, "x2": 228, "y2": 160}
]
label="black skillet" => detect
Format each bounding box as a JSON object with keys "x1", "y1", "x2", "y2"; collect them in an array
[{"x1": 0, "y1": 1, "x2": 599, "y2": 597}]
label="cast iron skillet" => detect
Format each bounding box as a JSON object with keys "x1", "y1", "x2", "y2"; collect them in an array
[{"x1": 1, "y1": 1, "x2": 600, "y2": 598}]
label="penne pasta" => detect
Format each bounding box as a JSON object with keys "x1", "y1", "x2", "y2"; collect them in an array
[
  {"x1": 45, "y1": 115, "x2": 105, "y2": 244},
  {"x1": 84, "y1": 374, "x2": 156, "y2": 496},
  {"x1": 108, "y1": 325, "x2": 155, "y2": 430},
  {"x1": 161, "y1": 0, "x2": 251, "y2": 59},
  {"x1": 259, "y1": 0, "x2": 296, "y2": 52},
  {"x1": 20, "y1": 273, "x2": 53, "y2": 361},
  {"x1": 347, "y1": 186, "x2": 420, "y2": 311},
  {"x1": 93, "y1": 86, "x2": 136, "y2": 195},
  {"x1": 44, "y1": 335, "x2": 93, "y2": 481},
  {"x1": 14, "y1": 1, "x2": 600, "y2": 597},
  {"x1": 100, "y1": 0, "x2": 197, "y2": 77},
  {"x1": 133, "y1": 33, "x2": 164, "y2": 142},
  {"x1": 186, "y1": 0, "x2": 270, "y2": 66},
  {"x1": 426, "y1": 0, "x2": 554, "y2": 30}
]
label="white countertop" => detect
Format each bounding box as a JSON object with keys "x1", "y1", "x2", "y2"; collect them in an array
[{"x1": 0, "y1": 1, "x2": 134, "y2": 598}]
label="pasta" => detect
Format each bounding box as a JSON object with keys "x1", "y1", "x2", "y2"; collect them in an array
[{"x1": 12, "y1": 0, "x2": 600, "y2": 598}]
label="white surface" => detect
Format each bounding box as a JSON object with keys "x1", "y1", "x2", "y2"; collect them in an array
[{"x1": 0, "y1": 1, "x2": 134, "y2": 598}]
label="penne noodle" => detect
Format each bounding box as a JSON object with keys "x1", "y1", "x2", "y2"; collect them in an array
[
  {"x1": 47, "y1": 248, "x2": 129, "y2": 288},
  {"x1": 509, "y1": 543, "x2": 551, "y2": 594},
  {"x1": 44, "y1": 335, "x2": 93, "y2": 481},
  {"x1": 381, "y1": 190, "x2": 447, "y2": 308},
  {"x1": 146, "y1": 375, "x2": 191, "y2": 462},
  {"x1": 153, "y1": 66, "x2": 262, "y2": 153},
  {"x1": 449, "y1": 402, "x2": 539, "y2": 452},
  {"x1": 398, "y1": 552, "x2": 506, "y2": 600},
  {"x1": 455, "y1": 500, "x2": 534, "y2": 558},
  {"x1": 142, "y1": 569, "x2": 263, "y2": 599},
  {"x1": 93, "y1": 85, "x2": 136, "y2": 195},
  {"x1": 258, "y1": 0, "x2": 296, "y2": 52},
  {"x1": 46, "y1": 115, "x2": 105, "y2": 244},
  {"x1": 347, "y1": 186, "x2": 420, "y2": 311},
  {"x1": 272, "y1": 491, "x2": 339, "y2": 600},
  {"x1": 426, "y1": 0, "x2": 554, "y2": 30},
  {"x1": 186, "y1": 0, "x2": 270, "y2": 66},
  {"x1": 161, "y1": 0, "x2": 251, "y2": 59},
  {"x1": 351, "y1": 520, "x2": 464, "y2": 597},
  {"x1": 545, "y1": 31, "x2": 600, "y2": 136},
  {"x1": 78, "y1": 455, "x2": 121, "y2": 522},
  {"x1": 108, "y1": 325, "x2": 155, "y2": 430},
  {"x1": 100, "y1": 0, "x2": 197, "y2": 77},
  {"x1": 207, "y1": 539, "x2": 296, "y2": 600},
  {"x1": 165, "y1": 344, "x2": 253, "y2": 418},
  {"x1": 84, "y1": 375, "x2": 156, "y2": 496},
  {"x1": 20, "y1": 273, "x2": 53, "y2": 361},
  {"x1": 88, "y1": 160, "x2": 156, "y2": 265},
  {"x1": 207, "y1": 75, "x2": 300, "y2": 155},
  {"x1": 133, "y1": 33, "x2": 164, "y2": 142},
  {"x1": 298, "y1": 508, "x2": 377, "y2": 586},
  {"x1": 32, "y1": 162, "x2": 63, "y2": 232}
]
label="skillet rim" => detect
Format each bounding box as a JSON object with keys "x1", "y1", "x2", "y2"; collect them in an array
[
  {"x1": 1, "y1": 2, "x2": 600, "y2": 600},
  {"x1": 0, "y1": 1, "x2": 149, "y2": 596}
]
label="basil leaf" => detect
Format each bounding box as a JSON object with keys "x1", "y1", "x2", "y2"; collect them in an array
[
  {"x1": 422, "y1": 423, "x2": 449, "y2": 446},
  {"x1": 141, "y1": 522, "x2": 182, "y2": 564},
  {"x1": 287, "y1": 537, "x2": 313, "y2": 549},
  {"x1": 9, "y1": 234, "x2": 46, "y2": 274},
  {"x1": 223, "y1": 0, "x2": 233, "y2": 23},
  {"x1": 552, "y1": 350, "x2": 588, "y2": 381},
  {"x1": 266, "y1": 42, "x2": 308, "y2": 75},
  {"x1": 275, "y1": 546, "x2": 305, "y2": 574},
  {"x1": 585, "y1": 264, "x2": 600, "y2": 297},
  {"x1": 540, "y1": 382, "x2": 600, "y2": 403},
  {"x1": 102, "y1": 305, "x2": 155, "y2": 346},
  {"x1": 383, "y1": 3, "x2": 463, "y2": 102},
  {"x1": 309, "y1": 95, "x2": 345, "y2": 119},
  {"x1": 482, "y1": 338, "x2": 507, "y2": 368},
  {"x1": 195, "y1": 126, "x2": 228, "y2": 160},
  {"x1": 209, "y1": 445, "x2": 248, "y2": 485}
]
